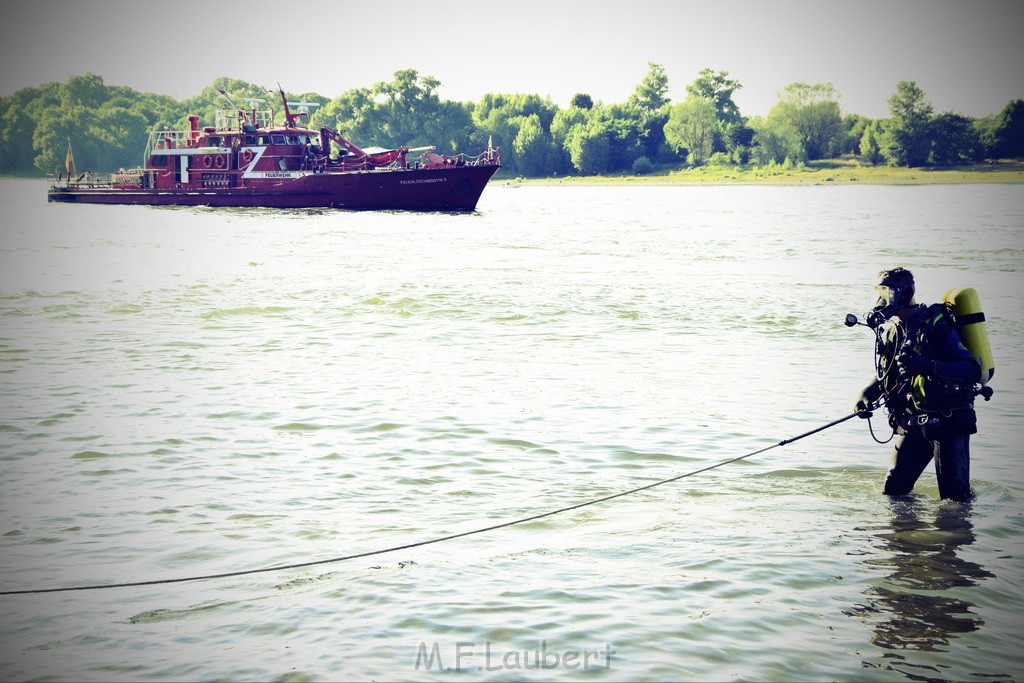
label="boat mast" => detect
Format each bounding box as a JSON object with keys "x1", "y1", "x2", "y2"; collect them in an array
[{"x1": 277, "y1": 84, "x2": 294, "y2": 128}]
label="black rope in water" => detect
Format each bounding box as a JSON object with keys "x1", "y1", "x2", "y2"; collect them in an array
[{"x1": 0, "y1": 411, "x2": 863, "y2": 596}]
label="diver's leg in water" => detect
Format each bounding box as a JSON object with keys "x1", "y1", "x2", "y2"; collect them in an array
[
  {"x1": 883, "y1": 427, "x2": 932, "y2": 496},
  {"x1": 934, "y1": 433, "x2": 972, "y2": 501}
]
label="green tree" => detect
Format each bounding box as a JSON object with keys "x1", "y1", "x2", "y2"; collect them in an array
[
  {"x1": 59, "y1": 73, "x2": 109, "y2": 110},
  {"x1": 885, "y1": 81, "x2": 933, "y2": 166},
  {"x1": 92, "y1": 105, "x2": 151, "y2": 170},
  {"x1": 314, "y1": 70, "x2": 472, "y2": 155},
  {"x1": 569, "y1": 93, "x2": 594, "y2": 110},
  {"x1": 369, "y1": 69, "x2": 470, "y2": 150},
  {"x1": 859, "y1": 119, "x2": 886, "y2": 165},
  {"x1": 472, "y1": 93, "x2": 557, "y2": 132},
  {"x1": 32, "y1": 102, "x2": 150, "y2": 175},
  {"x1": 929, "y1": 112, "x2": 983, "y2": 165},
  {"x1": 642, "y1": 106, "x2": 673, "y2": 162},
  {"x1": 724, "y1": 122, "x2": 755, "y2": 164},
  {"x1": 469, "y1": 92, "x2": 558, "y2": 175},
  {"x1": 33, "y1": 106, "x2": 93, "y2": 173},
  {"x1": 769, "y1": 82, "x2": 843, "y2": 160},
  {"x1": 664, "y1": 95, "x2": 717, "y2": 165},
  {"x1": 629, "y1": 62, "x2": 670, "y2": 111},
  {"x1": 974, "y1": 113, "x2": 1000, "y2": 158},
  {"x1": 511, "y1": 114, "x2": 553, "y2": 176},
  {"x1": 842, "y1": 114, "x2": 870, "y2": 155},
  {"x1": 686, "y1": 68, "x2": 742, "y2": 126},
  {"x1": 1, "y1": 84, "x2": 59, "y2": 174},
  {"x1": 632, "y1": 156, "x2": 654, "y2": 174},
  {"x1": 748, "y1": 114, "x2": 804, "y2": 165},
  {"x1": 992, "y1": 98, "x2": 1024, "y2": 158},
  {"x1": 565, "y1": 119, "x2": 611, "y2": 174},
  {"x1": 550, "y1": 106, "x2": 592, "y2": 174},
  {"x1": 128, "y1": 92, "x2": 186, "y2": 131},
  {"x1": 625, "y1": 63, "x2": 672, "y2": 165},
  {"x1": 601, "y1": 102, "x2": 647, "y2": 170},
  {"x1": 314, "y1": 86, "x2": 373, "y2": 144}
]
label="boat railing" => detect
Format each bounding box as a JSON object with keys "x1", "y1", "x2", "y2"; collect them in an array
[
  {"x1": 332, "y1": 155, "x2": 388, "y2": 172},
  {"x1": 412, "y1": 147, "x2": 501, "y2": 169},
  {"x1": 468, "y1": 147, "x2": 501, "y2": 166},
  {"x1": 143, "y1": 129, "x2": 196, "y2": 160},
  {"x1": 215, "y1": 109, "x2": 273, "y2": 131},
  {"x1": 330, "y1": 147, "x2": 500, "y2": 172},
  {"x1": 112, "y1": 168, "x2": 147, "y2": 187},
  {"x1": 50, "y1": 168, "x2": 153, "y2": 190}
]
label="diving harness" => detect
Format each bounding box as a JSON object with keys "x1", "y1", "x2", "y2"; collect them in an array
[{"x1": 845, "y1": 291, "x2": 994, "y2": 444}]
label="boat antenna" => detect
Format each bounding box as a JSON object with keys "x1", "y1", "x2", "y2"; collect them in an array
[{"x1": 217, "y1": 87, "x2": 239, "y2": 110}]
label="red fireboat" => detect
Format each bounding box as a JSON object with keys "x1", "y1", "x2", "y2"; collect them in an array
[{"x1": 48, "y1": 88, "x2": 501, "y2": 211}]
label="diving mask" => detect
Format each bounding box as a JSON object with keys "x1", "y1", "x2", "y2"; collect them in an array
[{"x1": 868, "y1": 284, "x2": 903, "y2": 328}]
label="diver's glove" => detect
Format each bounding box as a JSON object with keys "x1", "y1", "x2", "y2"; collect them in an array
[
  {"x1": 855, "y1": 386, "x2": 878, "y2": 418},
  {"x1": 898, "y1": 350, "x2": 933, "y2": 376}
]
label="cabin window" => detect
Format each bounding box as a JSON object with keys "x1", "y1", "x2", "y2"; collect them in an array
[
  {"x1": 208, "y1": 136, "x2": 223, "y2": 146},
  {"x1": 258, "y1": 135, "x2": 271, "y2": 144},
  {"x1": 151, "y1": 155, "x2": 168, "y2": 168},
  {"x1": 271, "y1": 134, "x2": 286, "y2": 144},
  {"x1": 287, "y1": 135, "x2": 299, "y2": 145}
]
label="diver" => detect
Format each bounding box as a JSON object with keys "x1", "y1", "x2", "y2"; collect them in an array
[{"x1": 854, "y1": 267, "x2": 981, "y2": 501}]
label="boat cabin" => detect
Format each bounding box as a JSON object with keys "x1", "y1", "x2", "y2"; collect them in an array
[{"x1": 134, "y1": 109, "x2": 332, "y2": 190}]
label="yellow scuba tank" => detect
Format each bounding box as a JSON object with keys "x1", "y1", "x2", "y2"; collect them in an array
[{"x1": 942, "y1": 287, "x2": 995, "y2": 385}]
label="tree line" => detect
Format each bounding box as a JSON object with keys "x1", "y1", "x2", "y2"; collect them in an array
[{"x1": 2, "y1": 66, "x2": 1022, "y2": 178}]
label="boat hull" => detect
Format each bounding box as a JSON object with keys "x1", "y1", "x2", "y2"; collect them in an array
[{"x1": 48, "y1": 165, "x2": 500, "y2": 211}]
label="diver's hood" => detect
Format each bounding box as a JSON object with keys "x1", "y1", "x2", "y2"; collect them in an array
[{"x1": 868, "y1": 277, "x2": 914, "y2": 328}]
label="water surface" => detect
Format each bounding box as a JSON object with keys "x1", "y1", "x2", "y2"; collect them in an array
[{"x1": 1, "y1": 180, "x2": 1022, "y2": 680}]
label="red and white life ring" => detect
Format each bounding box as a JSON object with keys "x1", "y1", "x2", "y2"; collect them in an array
[
  {"x1": 213, "y1": 155, "x2": 226, "y2": 169},
  {"x1": 202, "y1": 155, "x2": 213, "y2": 168},
  {"x1": 240, "y1": 149, "x2": 254, "y2": 165}
]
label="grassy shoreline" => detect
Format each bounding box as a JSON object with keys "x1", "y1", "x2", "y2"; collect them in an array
[
  {"x1": 9, "y1": 161, "x2": 1024, "y2": 187},
  {"x1": 514, "y1": 160, "x2": 1024, "y2": 186}
]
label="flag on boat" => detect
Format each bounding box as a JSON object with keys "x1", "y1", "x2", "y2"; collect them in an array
[{"x1": 65, "y1": 140, "x2": 75, "y2": 174}]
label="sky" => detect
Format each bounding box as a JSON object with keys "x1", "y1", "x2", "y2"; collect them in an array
[{"x1": 2, "y1": 0, "x2": 1022, "y2": 120}]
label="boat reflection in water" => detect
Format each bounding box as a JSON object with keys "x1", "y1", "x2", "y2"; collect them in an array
[{"x1": 846, "y1": 498, "x2": 1001, "y2": 680}]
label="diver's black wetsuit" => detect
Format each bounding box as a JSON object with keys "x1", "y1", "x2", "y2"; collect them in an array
[{"x1": 860, "y1": 304, "x2": 981, "y2": 501}]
